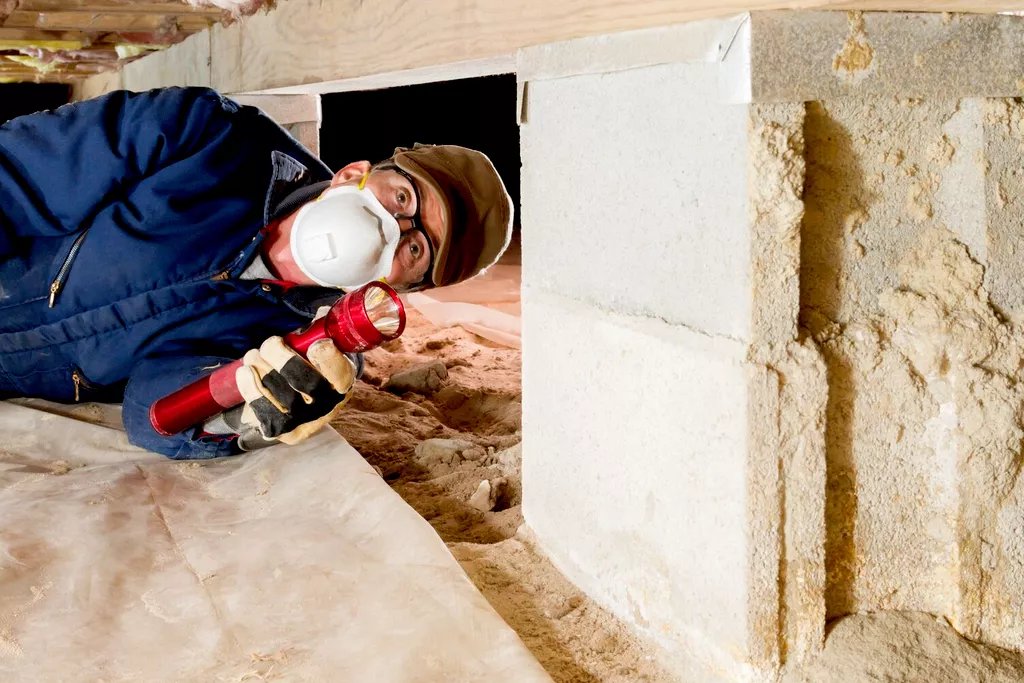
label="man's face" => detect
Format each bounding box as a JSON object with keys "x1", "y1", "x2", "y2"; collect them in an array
[{"x1": 329, "y1": 161, "x2": 446, "y2": 291}]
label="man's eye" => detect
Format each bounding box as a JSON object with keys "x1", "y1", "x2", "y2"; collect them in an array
[
  {"x1": 409, "y1": 241, "x2": 422, "y2": 259},
  {"x1": 397, "y1": 189, "x2": 409, "y2": 207}
]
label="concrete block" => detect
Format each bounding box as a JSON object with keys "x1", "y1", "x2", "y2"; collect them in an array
[
  {"x1": 523, "y1": 290, "x2": 828, "y2": 679},
  {"x1": 518, "y1": 18, "x2": 821, "y2": 679},
  {"x1": 748, "y1": 103, "x2": 805, "y2": 346},
  {"x1": 522, "y1": 290, "x2": 756, "y2": 678},
  {"x1": 749, "y1": 12, "x2": 1024, "y2": 102},
  {"x1": 521, "y1": 61, "x2": 753, "y2": 339}
]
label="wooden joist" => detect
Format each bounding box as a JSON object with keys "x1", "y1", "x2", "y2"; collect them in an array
[
  {"x1": 4, "y1": 10, "x2": 212, "y2": 32},
  {"x1": 19, "y1": 0, "x2": 223, "y2": 16},
  {"x1": 0, "y1": 0, "x2": 230, "y2": 83},
  {"x1": 0, "y1": 27, "x2": 91, "y2": 42},
  {"x1": 211, "y1": 0, "x2": 1024, "y2": 94},
  {"x1": 71, "y1": 0, "x2": 1024, "y2": 95},
  {"x1": 0, "y1": 60, "x2": 107, "y2": 76}
]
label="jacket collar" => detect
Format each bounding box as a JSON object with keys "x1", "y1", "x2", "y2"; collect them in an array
[
  {"x1": 263, "y1": 150, "x2": 332, "y2": 225},
  {"x1": 260, "y1": 152, "x2": 347, "y2": 318}
]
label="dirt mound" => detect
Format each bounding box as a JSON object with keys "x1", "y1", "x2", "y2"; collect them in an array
[{"x1": 784, "y1": 611, "x2": 1024, "y2": 683}]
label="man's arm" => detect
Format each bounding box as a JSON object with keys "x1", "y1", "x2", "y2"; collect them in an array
[
  {"x1": 122, "y1": 353, "x2": 242, "y2": 459},
  {"x1": 122, "y1": 348, "x2": 365, "y2": 460},
  {"x1": 0, "y1": 87, "x2": 267, "y2": 255}
]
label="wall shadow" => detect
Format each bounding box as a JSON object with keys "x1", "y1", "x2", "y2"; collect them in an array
[{"x1": 800, "y1": 101, "x2": 866, "y2": 620}]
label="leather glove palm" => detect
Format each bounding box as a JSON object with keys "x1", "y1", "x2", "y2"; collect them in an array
[{"x1": 234, "y1": 336, "x2": 356, "y2": 450}]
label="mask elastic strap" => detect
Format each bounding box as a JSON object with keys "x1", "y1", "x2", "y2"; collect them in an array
[{"x1": 356, "y1": 170, "x2": 395, "y2": 290}]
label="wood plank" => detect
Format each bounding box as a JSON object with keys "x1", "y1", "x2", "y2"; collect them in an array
[
  {"x1": 122, "y1": 29, "x2": 209, "y2": 91},
  {"x1": 284, "y1": 121, "x2": 319, "y2": 157},
  {"x1": 1, "y1": 72, "x2": 79, "y2": 83},
  {"x1": 0, "y1": 27, "x2": 90, "y2": 44},
  {"x1": 227, "y1": 94, "x2": 321, "y2": 125},
  {"x1": 4, "y1": 10, "x2": 212, "y2": 33},
  {"x1": 254, "y1": 55, "x2": 516, "y2": 95},
  {"x1": 19, "y1": 0, "x2": 224, "y2": 16},
  {"x1": 0, "y1": 62, "x2": 109, "y2": 78},
  {"x1": 107, "y1": 0, "x2": 1024, "y2": 94},
  {"x1": 70, "y1": 69, "x2": 123, "y2": 100},
  {"x1": 209, "y1": 0, "x2": 1024, "y2": 93}
]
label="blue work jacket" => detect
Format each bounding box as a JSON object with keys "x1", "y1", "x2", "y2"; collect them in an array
[{"x1": 0, "y1": 86, "x2": 350, "y2": 459}]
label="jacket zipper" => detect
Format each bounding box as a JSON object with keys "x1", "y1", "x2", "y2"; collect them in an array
[
  {"x1": 71, "y1": 367, "x2": 103, "y2": 402},
  {"x1": 49, "y1": 229, "x2": 90, "y2": 308},
  {"x1": 72, "y1": 369, "x2": 83, "y2": 402}
]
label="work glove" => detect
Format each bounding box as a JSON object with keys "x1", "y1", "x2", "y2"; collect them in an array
[{"x1": 233, "y1": 335, "x2": 357, "y2": 451}]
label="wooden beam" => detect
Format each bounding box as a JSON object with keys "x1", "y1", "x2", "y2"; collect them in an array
[
  {"x1": 121, "y1": 29, "x2": 209, "y2": 90},
  {"x1": 284, "y1": 121, "x2": 319, "y2": 157},
  {"x1": 4, "y1": 10, "x2": 212, "y2": 33},
  {"x1": 0, "y1": 61, "x2": 109, "y2": 77},
  {"x1": 256, "y1": 55, "x2": 516, "y2": 95},
  {"x1": 227, "y1": 94, "x2": 321, "y2": 125},
  {"x1": 101, "y1": 0, "x2": 1024, "y2": 94},
  {"x1": 221, "y1": 0, "x2": 1024, "y2": 94},
  {"x1": 19, "y1": 0, "x2": 223, "y2": 16},
  {"x1": 70, "y1": 68, "x2": 122, "y2": 99},
  {"x1": 0, "y1": 27, "x2": 91, "y2": 43}
]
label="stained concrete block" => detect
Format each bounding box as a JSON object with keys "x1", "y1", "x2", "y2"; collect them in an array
[
  {"x1": 749, "y1": 12, "x2": 1024, "y2": 102},
  {"x1": 800, "y1": 97, "x2": 986, "y2": 329},
  {"x1": 798, "y1": 95, "x2": 1024, "y2": 649}
]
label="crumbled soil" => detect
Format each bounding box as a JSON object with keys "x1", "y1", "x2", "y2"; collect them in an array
[
  {"x1": 784, "y1": 611, "x2": 1024, "y2": 683},
  {"x1": 332, "y1": 304, "x2": 680, "y2": 682}
]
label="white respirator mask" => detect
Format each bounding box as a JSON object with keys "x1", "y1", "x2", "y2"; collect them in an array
[{"x1": 289, "y1": 181, "x2": 401, "y2": 290}]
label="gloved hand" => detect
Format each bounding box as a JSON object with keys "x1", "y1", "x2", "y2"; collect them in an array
[{"x1": 233, "y1": 335, "x2": 357, "y2": 451}]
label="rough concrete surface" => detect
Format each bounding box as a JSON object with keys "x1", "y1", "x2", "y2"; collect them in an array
[
  {"x1": 982, "y1": 98, "x2": 1024, "y2": 323},
  {"x1": 749, "y1": 11, "x2": 1024, "y2": 102},
  {"x1": 800, "y1": 95, "x2": 1024, "y2": 651}
]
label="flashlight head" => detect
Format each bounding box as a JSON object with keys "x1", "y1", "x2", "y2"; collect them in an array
[{"x1": 324, "y1": 281, "x2": 407, "y2": 353}]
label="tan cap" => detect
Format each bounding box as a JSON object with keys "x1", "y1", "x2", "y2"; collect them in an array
[{"x1": 391, "y1": 143, "x2": 513, "y2": 288}]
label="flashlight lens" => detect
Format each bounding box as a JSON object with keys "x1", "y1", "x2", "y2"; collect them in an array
[{"x1": 363, "y1": 284, "x2": 402, "y2": 337}]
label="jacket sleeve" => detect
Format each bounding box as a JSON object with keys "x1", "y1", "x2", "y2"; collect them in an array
[
  {"x1": 122, "y1": 350, "x2": 366, "y2": 460},
  {"x1": 122, "y1": 353, "x2": 241, "y2": 460},
  {"x1": 0, "y1": 87, "x2": 260, "y2": 253}
]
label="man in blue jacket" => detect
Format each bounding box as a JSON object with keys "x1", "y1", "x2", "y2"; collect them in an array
[{"x1": 0, "y1": 87, "x2": 514, "y2": 459}]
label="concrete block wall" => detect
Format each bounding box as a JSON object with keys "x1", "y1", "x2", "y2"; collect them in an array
[
  {"x1": 520, "y1": 17, "x2": 825, "y2": 682},
  {"x1": 520, "y1": 10, "x2": 1024, "y2": 680}
]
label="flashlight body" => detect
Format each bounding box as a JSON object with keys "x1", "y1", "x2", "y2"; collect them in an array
[{"x1": 149, "y1": 282, "x2": 404, "y2": 437}]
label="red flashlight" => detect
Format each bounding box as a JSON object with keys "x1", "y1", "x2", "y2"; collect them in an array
[{"x1": 149, "y1": 281, "x2": 406, "y2": 437}]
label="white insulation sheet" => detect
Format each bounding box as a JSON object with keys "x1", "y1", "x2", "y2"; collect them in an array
[{"x1": 0, "y1": 400, "x2": 550, "y2": 682}]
